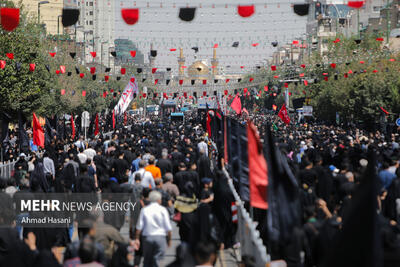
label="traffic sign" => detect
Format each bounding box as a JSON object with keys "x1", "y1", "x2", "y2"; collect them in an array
[
  {"x1": 82, "y1": 111, "x2": 90, "y2": 128},
  {"x1": 396, "y1": 118, "x2": 400, "y2": 127}
]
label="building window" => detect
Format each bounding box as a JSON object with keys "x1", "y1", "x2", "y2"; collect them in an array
[
  {"x1": 86, "y1": 2, "x2": 88, "y2": 6},
  {"x1": 89, "y1": 2, "x2": 93, "y2": 6},
  {"x1": 89, "y1": 21, "x2": 93, "y2": 25},
  {"x1": 373, "y1": 6, "x2": 382, "y2": 12},
  {"x1": 89, "y1": 11, "x2": 93, "y2": 15},
  {"x1": 86, "y1": 21, "x2": 88, "y2": 25}
]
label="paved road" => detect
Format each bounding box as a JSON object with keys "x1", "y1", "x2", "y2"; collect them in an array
[{"x1": 120, "y1": 220, "x2": 240, "y2": 267}]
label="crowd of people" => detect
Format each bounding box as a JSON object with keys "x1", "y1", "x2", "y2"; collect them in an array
[
  {"x1": 1, "y1": 110, "x2": 400, "y2": 267},
  {"x1": 0, "y1": 113, "x2": 237, "y2": 267}
]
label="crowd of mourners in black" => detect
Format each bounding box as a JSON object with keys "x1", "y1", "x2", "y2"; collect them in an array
[{"x1": 1, "y1": 111, "x2": 400, "y2": 267}]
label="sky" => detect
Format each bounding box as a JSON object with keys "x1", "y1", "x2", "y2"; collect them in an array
[{"x1": 113, "y1": 0, "x2": 308, "y2": 74}]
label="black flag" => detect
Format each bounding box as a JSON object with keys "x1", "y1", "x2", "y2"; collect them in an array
[{"x1": 18, "y1": 112, "x2": 29, "y2": 153}]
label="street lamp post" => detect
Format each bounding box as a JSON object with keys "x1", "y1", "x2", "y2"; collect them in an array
[
  {"x1": 57, "y1": 14, "x2": 62, "y2": 36},
  {"x1": 38, "y1": 1, "x2": 49, "y2": 24},
  {"x1": 100, "y1": 41, "x2": 108, "y2": 70}
]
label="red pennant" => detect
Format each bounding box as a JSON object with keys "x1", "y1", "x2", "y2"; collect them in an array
[
  {"x1": 29, "y1": 63, "x2": 35, "y2": 72},
  {"x1": 49, "y1": 52, "x2": 56, "y2": 57},
  {"x1": 373, "y1": 69, "x2": 378, "y2": 73},
  {"x1": 330, "y1": 63, "x2": 336, "y2": 68},
  {"x1": 237, "y1": 5, "x2": 255, "y2": 18},
  {"x1": 323, "y1": 73, "x2": 328, "y2": 76},
  {"x1": 251, "y1": 43, "x2": 259, "y2": 47},
  {"x1": 6, "y1": 53, "x2": 13, "y2": 59},
  {"x1": 130, "y1": 50, "x2": 136, "y2": 57},
  {"x1": 203, "y1": 80, "x2": 207, "y2": 85},
  {"x1": 304, "y1": 80, "x2": 308, "y2": 86},
  {"x1": 344, "y1": 73, "x2": 348, "y2": 78},
  {"x1": 151, "y1": 68, "x2": 157, "y2": 74},
  {"x1": 271, "y1": 65, "x2": 276, "y2": 71},
  {"x1": 213, "y1": 44, "x2": 218, "y2": 48},
  {"x1": 359, "y1": 61, "x2": 365, "y2": 64},
  {"x1": 348, "y1": 69, "x2": 353, "y2": 74},
  {"x1": 79, "y1": 73, "x2": 84, "y2": 78},
  {"x1": 61, "y1": 89, "x2": 65, "y2": 95},
  {"x1": 301, "y1": 64, "x2": 306, "y2": 68},
  {"x1": 226, "y1": 79, "x2": 230, "y2": 83},
  {"x1": 142, "y1": 93, "x2": 147, "y2": 98},
  {"x1": 154, "y1": 79, "x2": 158, "y2": 85},
  {"x1": 103, "y1": 91, "x2": 107, "y2": 98},
  {"x1": 32, "y1": 113, "x2": 44, "y2": 148},
  {"x1": 284, "y1": 83, "x2": 289, "y2": 88},
  {"x1": 278, "y1": 104, "x2": 290, "y2": 125},
  {"x1": 82, "y1": 90, "x2": 86, "y2": 97},
  {"x1": 90, "y1": 67, "x2": 96, "y2": 74},
  {"x1": 163, "y1": 92, "x2": 167, "y2": 98},
  {"x1": 390, "y1": 58, "x2": 396, "y2": 62},
  {"x1": 224, "y1": 89, "x2": 228, "y2": 95},
  {"x1": 0, "y1": 8, "x2": 20, "y2": 32},
  {"x1": 105, "y1": 75, "x2": 109, "y2": 82},
  {"x1": 333, "y1": 38, "x2": 341, "y2": 43},
  {"x1": 348, "y1": 1, "x2": 364, "y2": 8},
  {"x1": 121, "y1": 8, "x2": 139, "y2": 25},
  {"x1": 299, "y1": 73, "x2": 304, "y2": 77},
  {"x1": 130, "y1": 77, "x2": 135, "y2": 83},
  {"x1": 203, "y1": 91, "x2": 207, "y2": 96},
  {"x1": 240, "y1": 66, "x2": 244, "y2": 69},
  {"x1": 170, "y1": 48, "x2": 176, "y2": 51},
  {"x1": 0, "y1": 60, "x2": 5, "y2": 69},
  {"x1": 55, "y1": 70, "x2": 60, "y2": 75},
  {"x1": 243, "y1": 88, "x2": 248, "y2": 94},
  {"x1": 179, "y1": 79, "x2": 183, "y2": 85},
  {"x1": 376, "y1": 37, "x2": 384, "y2": 42},
  {"x1": 59, "y1": 65, "x2": 66, "y2": 74},
  {"x1": 184, "y1": 92, "x2": 187, "y2": 98},
  {"x1": 273, "y1": 75, "x2": 279, "y2": 79},
  {"x1": 121, "y1": 68, "x2": 126, "y2": 75},
  {"x1": 292, "y1": 40, "x2": 299, "y2": 45},
  {"x1": 249, "y1": 77, "x2": 254, "y2": 82},
  {"x1": 324, "y1": 76, "x2": 328, "y2": 81},
  {"x1": 90, "y1": 52, "x2": 97, "y2": 58},
  {"x1": 264, "y1": 85, "x2": 268, "y2": 92}
]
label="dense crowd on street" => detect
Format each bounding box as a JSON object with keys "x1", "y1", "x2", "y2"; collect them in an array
[{"x1": 1, "y1": 111, "x2": 400, "y2": 267}]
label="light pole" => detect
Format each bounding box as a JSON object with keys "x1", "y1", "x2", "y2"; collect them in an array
[
  {"x1": 57, "y1": 14, "x2": 62, "y2": 36},
  {"x1": 100, "y1": 41, "x2": 108, "y2": 70},
  {"x1": 38, "y1": 1, "x2": 49, "y2": 24}
]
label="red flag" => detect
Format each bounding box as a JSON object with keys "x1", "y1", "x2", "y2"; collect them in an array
[
  {"x1": 61, "y1": 89, "x2": 65, "y2": 95},
  {"x1": 380, "y1": 106, "x2": 389, "y2": 116},
  {"x1": 121, "y1": 8, "x2": 139, "y2": 25},
  {"x1": 1, "y1": 8, "x2": 20, "y2": 32},
  {"x1": 90, "y1": 51, "x2": 96, "y2": 58},
  {"x1": 247, "y1": 121, "x2": 268, "y2": 209},
  {"x1": 0, "y1": 60, "x2": 5, "y2": 69},
  {"x1": 348, "y1": 1, "x2": 364, "y2": 8},
  {"x1": 32, "y1": 113, "x2": 44, "y2": 148},
  {"x1": 130, "y1": 50, "x2": 136, "y2": 57},
  {"x1": 94, "y1": 113, "x2": 99, "y2": 136},
  {"x1": 230, "y1": 95, "x2": 242, "y2": 115},
  {"x1": 124, "y1": 112, "x2": 127, "y2": 125},
  {"x1": 29, "y1": 63, "x2": 35, "y2": 72},
  {"x1": 59, "y1": 65, "x2": 66, "y2": 74},
  {"x1": 237, "y1": 5, "x2": 255, "y2": 17},
  {"x1": 70, "y1": 115, "x2": 75, "y2": 139},
  {"x1": 112, "y1": 110, "x2": 116, "y2": 129},
  {"x1": 278, "y1": 104, "x2": 290, "y2": 125},
  {"x1": 206, "y1": 111, "x2": 212, "y2": 137}
]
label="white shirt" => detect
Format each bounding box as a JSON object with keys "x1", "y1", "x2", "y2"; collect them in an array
[
  {"x1": 77, "y1": 153, "x2": 88, "y2": 164},
  {"x1": 198, "y1": 141, "x2": 208, "y2": 156},
  {"x1": 136, "y1": 202, "x2": 172, "y2": 236},
  {"x1": 132, "y1": 168, "x2": 155, "y2": 188},
  {"x1": 43, "y1": 157, "x2": 55, "y2": 176},
  {"x1": 83, "y1": 148, "x2": 96, "y2": 160}
]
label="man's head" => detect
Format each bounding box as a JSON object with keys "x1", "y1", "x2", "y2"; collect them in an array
[
  {"x1": 139, "y1": 159, "x2": 147, "y2": 168},
  {"x1": 194, "y1": 241, "x2": 217, "y2": 266},
  {"x1": 78, "y1": 236, "x2": 98, "y2": 264},
  {"x1": 178, "y1": 162, "x2": 186, "y2": 171},
  {"x1": 149, "y1": 190, "x2": 162, "y2": 204},
  {"x1": 155, "y1": 178, "x2": 163, "y2": 188},
  {"x1": 164, "y1": 172, "x2": 173, "y2": 183},
  {"x1": 148, "y1": 156, "x2": 155, "y2": 165}
]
